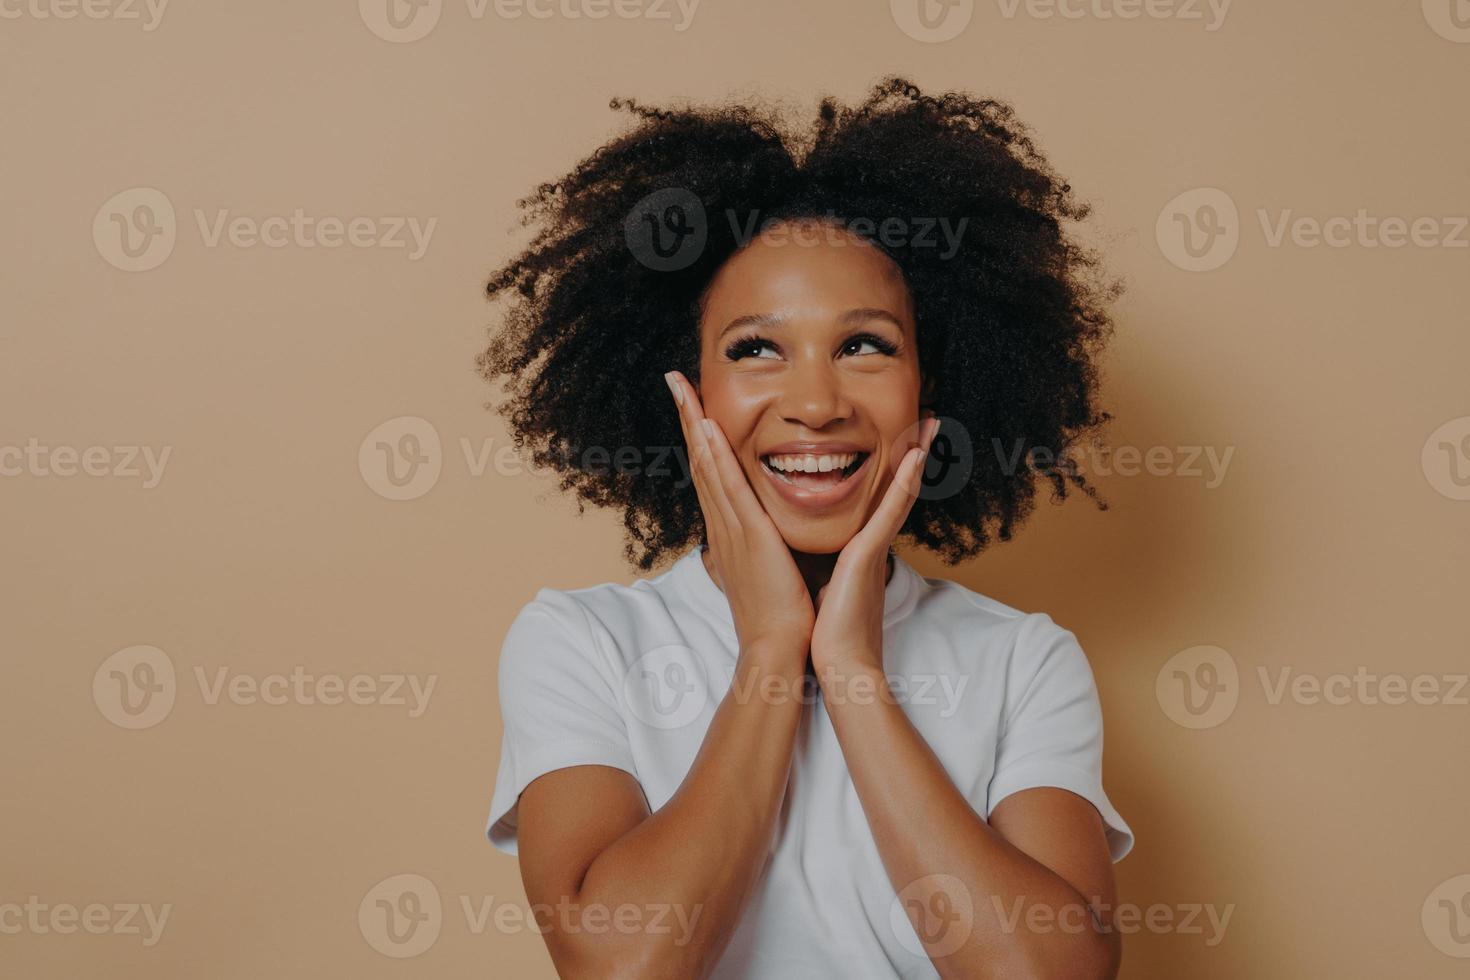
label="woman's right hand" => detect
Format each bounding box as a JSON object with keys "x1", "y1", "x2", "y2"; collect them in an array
[{"x1": 665, "y1": 371, "x2": 814, "y2": 665}]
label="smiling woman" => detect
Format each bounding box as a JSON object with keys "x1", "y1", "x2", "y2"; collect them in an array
[{"x1": 480, "y1": 77, "x2": 1133, "y2": 980}]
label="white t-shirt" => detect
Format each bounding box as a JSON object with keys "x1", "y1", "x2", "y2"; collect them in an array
[{"x1": 486, "y1": 546, "x2": 1133, "y2": 979}]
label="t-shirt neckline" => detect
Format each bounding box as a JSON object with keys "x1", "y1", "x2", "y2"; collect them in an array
[{"x1": 670, "y1": 544, "x2": 923, "y2": 637}]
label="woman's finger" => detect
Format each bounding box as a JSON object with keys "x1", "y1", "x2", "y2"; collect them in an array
[
  {"x1": 698, "y1": 415, "x2": 779, "y2": 540},
  {"x1": 666, "y1": 371, "x2": 729, "y2": 543},
  {"x1": 666, "y1": 371, "x2": 742, "y2": 538},
  {"x1": 851, "y1": 417, "x2": 939, "y2": 555}
]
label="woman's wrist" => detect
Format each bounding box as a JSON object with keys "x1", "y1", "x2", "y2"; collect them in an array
[{"x1": 737, "y1": 636, "x2": 810, "y2": 673}]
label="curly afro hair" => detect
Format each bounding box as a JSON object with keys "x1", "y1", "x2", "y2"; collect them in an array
[{"x1": 479, "y1": 77, "x2": 1119, "y2": 572}]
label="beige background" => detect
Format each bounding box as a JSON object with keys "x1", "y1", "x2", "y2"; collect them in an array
[{"x1": 4, "y1": 0, "x2": 1470, "y2": 976}]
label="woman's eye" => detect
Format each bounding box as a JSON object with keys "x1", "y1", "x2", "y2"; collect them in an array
[
  {"x1": 841, "y1": 334, "x2": 897, "y2": 357},
  {"x1": 727, "y1": 339, "x2": 780, "y2": 360}
]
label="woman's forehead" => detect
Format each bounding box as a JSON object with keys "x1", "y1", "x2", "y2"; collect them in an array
[{"x1": 701, "y1": 227, "x2": 913, "y2": 333}]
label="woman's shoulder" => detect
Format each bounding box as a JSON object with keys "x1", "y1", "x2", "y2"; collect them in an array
[
  {"x1": 506, "y1": 556, "x2": 690, "y2": 641},
  {"x1": 906, "y1": 567, "x2": 1084, "y2": 658}
]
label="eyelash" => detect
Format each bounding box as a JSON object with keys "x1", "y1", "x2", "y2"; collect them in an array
[{"x1": 723, "y1": 332, "x2": 900, "y2": 361}]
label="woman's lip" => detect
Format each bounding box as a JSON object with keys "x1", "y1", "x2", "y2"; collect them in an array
[
  {"x1": 760, "y1": 441, "x2": 868, "y2": 455},
  {"x1": 758, "y1": 453, "x2": 872, "y2": 510}
]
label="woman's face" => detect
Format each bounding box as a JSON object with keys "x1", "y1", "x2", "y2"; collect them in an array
[{"x1": 696, "y1": 220, "x2": 926, "y2": 555}]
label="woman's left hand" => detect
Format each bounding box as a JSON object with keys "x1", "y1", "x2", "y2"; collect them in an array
[{"x1": 810, "y1": 416, "x2": 939, "y2": 677}]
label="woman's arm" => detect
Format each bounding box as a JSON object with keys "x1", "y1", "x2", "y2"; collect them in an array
[
  {"x1": 513, "y1": 373, "x2": 816, "y2": 979},
  {"x1": 810, "y1": 421, "x2": 1120, "y2": 979},
  {"x1": 517, "y1": 639, "x2": 808, "y2": 980},
  {"x1": 819, "y1": 672, "x2": 1120, "y2": 980}
]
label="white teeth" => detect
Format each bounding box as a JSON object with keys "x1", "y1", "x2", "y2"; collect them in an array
[{"x1": 764, "y1": 452, "x2": 860, "y2": 474}]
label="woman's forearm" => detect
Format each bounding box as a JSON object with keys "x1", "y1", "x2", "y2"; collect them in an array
[
  {"x1": 556, "y1": 642, "x2": 807, "y2": 979},
  {"x1": 820, "y1": 663, "x2": 1118, "y2": 980}
]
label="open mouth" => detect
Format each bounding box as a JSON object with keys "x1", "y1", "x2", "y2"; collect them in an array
[{"x1": 759, "y1": 451, "x2": 870, "y2": 492}]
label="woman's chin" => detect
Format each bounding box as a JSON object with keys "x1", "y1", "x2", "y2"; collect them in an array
[{"x1": 771, "y1": 519, "x2": 860, "y2": 556}]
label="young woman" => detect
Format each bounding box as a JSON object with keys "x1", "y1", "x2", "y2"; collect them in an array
[{"x1": 481, "y1": 78, "x2": 1133, "y2": 979}]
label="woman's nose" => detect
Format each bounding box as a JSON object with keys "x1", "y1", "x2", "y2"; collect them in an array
[{"x1": 777, "y1": 362, "x2": 853, "y2": 430}]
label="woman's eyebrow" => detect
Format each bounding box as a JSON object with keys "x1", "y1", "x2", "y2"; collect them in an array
[
  {"x1": 717, "y1": 308, "x2": 904, "y2": 340},
  {"x1": 839, "y1": 308, "x2": 904, "y2": 329},
  {"x1": 718, "y1": 312, "x2": 785, "y2": 340}
]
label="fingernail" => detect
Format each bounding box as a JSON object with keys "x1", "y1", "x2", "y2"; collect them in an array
[
  {"x1": 664, "y1": 372, "x2": 683, "y2": 406},
  {"x1": 700, "y1": 419, "x2": 714, "y2": 439}
]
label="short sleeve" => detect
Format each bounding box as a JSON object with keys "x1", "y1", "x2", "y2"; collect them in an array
[
  {"x1": 485, "y1": 591, "x2": 638, "y2": 855},
  {"x1": 986, "y1": 613, "x2": 1134, "y2": 861}
]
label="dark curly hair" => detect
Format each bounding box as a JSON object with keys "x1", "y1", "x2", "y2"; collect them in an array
[{"x1": 479, "y1": 77, "x2": 1119, "y2": 572}]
